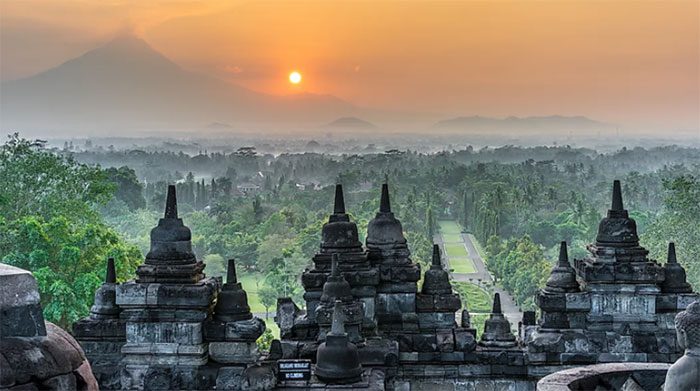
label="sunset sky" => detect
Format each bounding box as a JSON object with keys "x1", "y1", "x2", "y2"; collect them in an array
[{"x1": 1, "y1": 0, "x2": 698, "y2": 130}]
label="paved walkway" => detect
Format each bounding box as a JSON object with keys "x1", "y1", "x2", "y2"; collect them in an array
[{"x1": 436, "y1": 222, "x2": 523, "y2": 329}]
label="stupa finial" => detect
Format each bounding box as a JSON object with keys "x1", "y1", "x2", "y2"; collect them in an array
[
  {"x1": 558, "y1": 241, "x2": 569, "y2": 267},
  {"x1": 611, "y1": 180, "x2": 624, "y2": 211},
  {"x1": 432, "y1": 244, "x2": 441, "y2": 267},
  {"x1": 380, "y1": 183, "x2": 391, "y2": 213},
  {"x1": 226, "y1": 259, "x2": 238, "y2": 284},
  {"x1": 333, "y1": 184, "x2": 345, "y2": 214},
  {"x1": 106, "y1": 258, "x2": 116, "y2": 283},
  {"x1": 668, "y1": 242, "x2": 677, "y2": 264},
  {"x1": 492, "y1": 292, "x2": 502, "y2": 314},
  {"x1": 164, "y1": 185, "x2": 178, "y2": 218}
]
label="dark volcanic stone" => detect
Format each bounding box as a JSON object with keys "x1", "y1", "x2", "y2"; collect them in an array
[
  {"x1": 213, "y1": 259, "x2": 253, "y2": 322},
  {"x1": 0, "y1": 264, "x2": 47, "y2": 338},
  {"x1": 661, "y1": 242, "x2": 693, "y2": 293},
  {"x1": 137, "y1": 185, "x2": 204, "y2": 283},
  {"x1": 1, "y1": 323, "x2": 97, "y2": 389},
  {"x1": 421, "y1": 245, "x2": 453, "y2": 295},
  {"x1": 542, "y1": 242, "x2": 580, "y2": 293},
  {"x1": 366, "y1": 184, "x2": 409, "y2": 252},
  {"x1": 320, "y1": 185, "x2": 363, "y2": 252},
  {"x1": 595, "y1": 180, "x2": 640, "y2": 246}
]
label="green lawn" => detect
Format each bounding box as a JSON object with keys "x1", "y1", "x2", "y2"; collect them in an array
[
  {"x1": 441, "y1": 233, "x2": 463, "y2": 243},
  {"x1": 438, "y1": 220, "x2": 462, "y2": 234},
  {"x1": 452, "y1": 282, "x2": 492, "y2": 313},
  {"x1": 449, "y1": 258, "x2": 476, "y2": 274},
  {"x1": 444, "y1": 243, "x2": 469, "y2": 258}
]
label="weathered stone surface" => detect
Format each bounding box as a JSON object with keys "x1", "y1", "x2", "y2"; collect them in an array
[
  {"x1": 116, "y1": 279, "x2": 218, "y2": 309},
  {"x1": 126, "y1": 322, "x2": 202, "y2": 344},
  {"x1": 1, "y1": 322, "x2": 97, "y2": 390},
  {"x1": 528, "y1": 181, "x2": 697, "y2": 368},
  {"x1": 0, "y1": 264, "x2": 46, "y2": 338},
  {"x1": 417, "y1": 312, "x2": 457, "y2": 330},
  {"x1": 204, "y1": 317, "x2": 265, "y2": 342},
  {"x1": 213, "y1": 259, "x2": 253, "y2": 322},
  {"x1": 480, "y1": 293, "x2": 517, "y2": 348},
  {"x1": 661, "y1": 243, "x2": 693, "y2": 294},
  {"x1": 421, "y1": 245, "x2": 452, "y2": 295},
  {"x1": 209, "y1": 341, "x2": 259, "y2": 364},
  {"x1": 121, "y1": 364, "x2": 217, "y2": 390},
  {"x1": 315, "y1": 301, "x2": 363, "y2": 384},
  {"x1": 366, "y1": 184, "x2": 408, "y2": 253},
  {"x1": 542, "y1": 242, "x2": 580, "y2": 294},
  {"x1": 315, "y1": 255, "x2": 365, "y2": 343},
  {"x1": 215, "y1": 366, "x2": 244, "y2": 390},
  {"x1": 453, "y1": 329, "x2": 477, "y2": 353},
  {"x1": 1, "y1": 265, "x2": 97, "y2": 390},
  {"x1": 138, "y1": 186, "x2": 205, "y2": 284},
  {"x1": 538, "y1": 362, "x2": 669, "y2": 391},
  {"x1": 376, "y1": 293, "x2": 416, "y2": 316}
]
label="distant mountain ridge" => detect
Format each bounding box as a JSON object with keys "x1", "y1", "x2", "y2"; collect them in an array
[
  {"x1": 0, "y1": 35, "x2": 357, "y2": 133},
  {"x1": 435, "y1": 115, "x2": 611, "y2": 131},
  {"x1": 326, "y1": 117, "x2": 376, "y2": 129},
  {"x1": 0, "y1": 34, "x2": 614, "y2": 135}
]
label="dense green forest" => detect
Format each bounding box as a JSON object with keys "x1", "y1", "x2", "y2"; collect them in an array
[{"x1": 2, "y1": 133, "x2": 699, "y2": 330}]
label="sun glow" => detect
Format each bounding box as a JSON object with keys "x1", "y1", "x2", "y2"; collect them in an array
[{"x1": 289, "y1": 71, "x2": 302, "y2": 84}]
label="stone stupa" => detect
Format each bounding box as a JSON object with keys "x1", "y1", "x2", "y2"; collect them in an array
[{"x1": 315, "y1": 300, "x2": 363, "y2": 384}]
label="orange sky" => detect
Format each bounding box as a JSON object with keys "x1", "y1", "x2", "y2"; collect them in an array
[{"x1": 1, "y1": 0, "x2": 698, "y2": 129}]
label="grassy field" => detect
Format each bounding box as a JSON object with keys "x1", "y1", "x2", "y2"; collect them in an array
[
  {"x1": 438, "y1": 220, "x2": 462, "y2": 234},
  {"x1": 444, "y1": 243, "x2": 469, "y2": 258},
  {"x1": 439, "y1": 221, "x2": 476, "y2": 273},
  {"x1": 442, "y1": 233, "x2": 463, "y2": 243},
  {"x1": 450, "y1": 258, "x2": 477, "y2": 274},
  {"x1": 452, "y1": 282, "x2": 492, "y2": 313}
]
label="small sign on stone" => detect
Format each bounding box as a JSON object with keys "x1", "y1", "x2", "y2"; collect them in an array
[{"x1": 278, "y1": 359, "x2": 311, "y2": 381}]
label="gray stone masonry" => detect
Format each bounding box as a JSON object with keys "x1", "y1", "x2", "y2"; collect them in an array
[
  {"x1": 527, "y1": 180, "x2": 699, "y2": 366},
  {"x1": 73, "y1": 258, "x2": 125, "y2": 388},
  {"x1": 1, "y1": 263, "x2": 98, "y2": 390}
]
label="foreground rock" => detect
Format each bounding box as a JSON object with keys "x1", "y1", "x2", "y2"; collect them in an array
[{"x1": 0, "y1": 263, "x2": 98, "y2": 390}]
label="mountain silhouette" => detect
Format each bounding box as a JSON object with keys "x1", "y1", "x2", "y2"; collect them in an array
[
  {"x1": 325, "y1": 117, "x2": 376, "y2": 129},
  {"x1": 1, "y1": 35, "x2": 357, "y2": 133}
]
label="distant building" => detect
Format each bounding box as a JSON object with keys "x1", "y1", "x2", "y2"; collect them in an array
[
  {"x1": 296, "y1": 182, "x2": 321, "y2": 191},
  {"x1": 237, "y1": 183, "x2": 261, "y2": 195}
]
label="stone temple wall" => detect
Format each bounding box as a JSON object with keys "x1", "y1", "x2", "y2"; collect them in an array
[{"x1": 54, "y1": 181, "x2": 699, "y2": 390}]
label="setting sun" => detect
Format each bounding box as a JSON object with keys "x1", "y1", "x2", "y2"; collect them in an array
[{"x1": 289, "y1": 71, "x2": 302, "y2": 85}]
